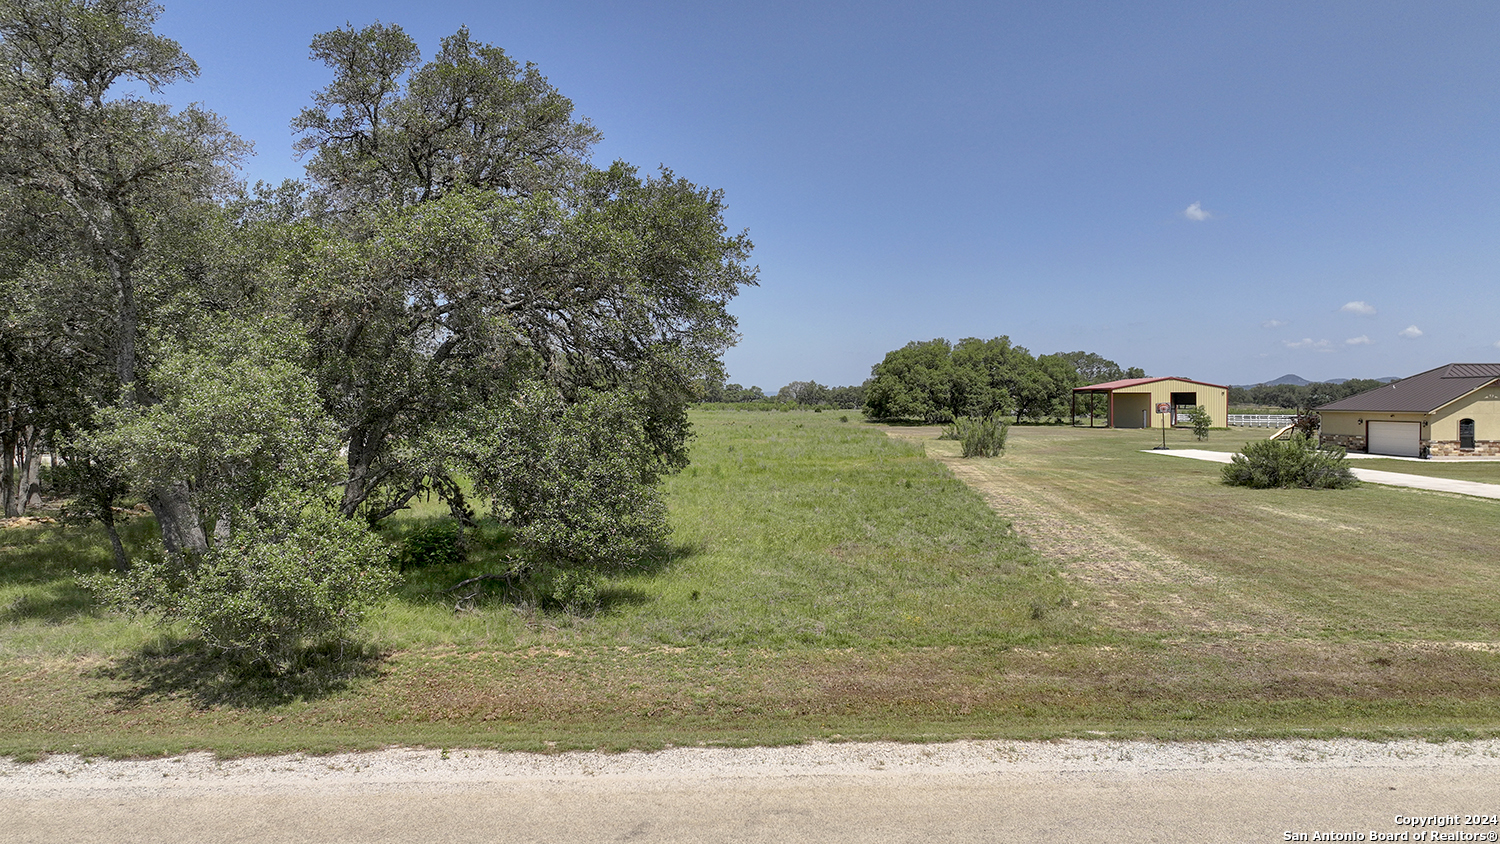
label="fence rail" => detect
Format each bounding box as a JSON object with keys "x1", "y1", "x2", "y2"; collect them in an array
[{"x1": 1228, "y1": 414, "x2": 1297, "y2": 428}]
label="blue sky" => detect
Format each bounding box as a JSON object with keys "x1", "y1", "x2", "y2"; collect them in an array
[{"x1": 151, "y1": 1, "x2": 1500, "y2": 389}]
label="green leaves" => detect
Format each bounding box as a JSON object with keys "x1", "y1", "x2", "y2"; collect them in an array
[
  {"x1": 90, "y1": 315, "x2": 340, "y2": 532},
  {"x1": 461, "y1": 380, "x2": 669, "y2": 571},
  {"x1": 87, "y1": 496, "x2": 396, "y2": 673},
  {"x1": 941, "y1": 414, "x2": 1010, "y2": 458},
  {"x1": 1186, "y1": 405, "x2": 1213, "y2": 441},
  {"x1": 1222, "y1": 433, "x2": 1358, "y2": 490}
]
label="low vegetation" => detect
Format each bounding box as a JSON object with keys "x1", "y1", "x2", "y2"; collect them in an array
[
  {"x1": 940, "y1": 415, "x2": 1010, "y2": 457},
  {"x1": 2, "y1": 413, "x2": 1498, "y2": 759},
  {"x1": 1221, "y1": 434, "x2": 1358, "y2": 489}
]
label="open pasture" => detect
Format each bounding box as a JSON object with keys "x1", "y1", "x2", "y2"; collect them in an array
[{"x1": 0, "y1": 412, "x2": 1497, "y2": 759}]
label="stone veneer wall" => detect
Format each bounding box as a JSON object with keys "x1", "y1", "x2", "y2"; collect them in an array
[
  {"x1": 1322, "y1": 432, "x2": 1500, "y2": 457},
  {"x1": 1427, "y1": 440, "x2": 1500, "y2": 457},
  {"x1": 1320, "y1": 433, "x2": 1366, "y2": 452}
]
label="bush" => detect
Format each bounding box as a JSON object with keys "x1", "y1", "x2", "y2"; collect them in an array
[
  {"x1": 1221, "y1": 434, "x2": 1358, "y2": 490},
  {"x1": 940, "y1": 415, "x2": 1010, "y2": 457},
  {"x1": 86, "y1": 500, "x2": 396, "y2": 673},
  {"x1": 462, "y1": 381, "x2": 669, "y2": 570},
  {"x1": 532, "y1": 564, "x2": 605, "y2": 614},
  {"x1": 392, "y1": 520, "x2": 466, "y2": 571}
]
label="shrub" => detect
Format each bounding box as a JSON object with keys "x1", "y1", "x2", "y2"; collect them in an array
[
  {"x1": 86, "y1": 499, "x2": 396, "y2": 673},
  {"x1": 941, "y1": 415, "x2": 1009, "y2": 458},
  {"x1": 1221, "y1": 434, "x2": 1358, "y2": 490},
  {"x1": 392, "y1": 520, "x2": 466, "y2": 571},
  {"x1": 1292, "y1": 409, "x2": 1321, "y2": 438},
  {"x1": 461, "y1": 381, "x2": 669, "y2": 571},
  {"x1": 532, "y1": 564, "x2": 605, "y2": 614}
]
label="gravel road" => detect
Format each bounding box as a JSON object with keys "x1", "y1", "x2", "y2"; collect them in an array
[{"x1": 5, "y1": 739, "x2": 1500, "y2": 843}]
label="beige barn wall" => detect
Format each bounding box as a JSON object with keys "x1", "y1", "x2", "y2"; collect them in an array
[
  {"x1": 1109, "y1": 379, "x2": 1229, "y2": 429},
  {"x1": 1112, "y1": 392, "x2": 1152, "y2": 428}
]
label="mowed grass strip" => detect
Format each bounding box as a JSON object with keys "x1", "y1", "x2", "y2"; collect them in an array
[
  {"x1": 934, "y1": 425, "x2": 1500, "y2": 642},
  {"x1": 1, "y1": 412, "x2": 1498, "y2": 759}
]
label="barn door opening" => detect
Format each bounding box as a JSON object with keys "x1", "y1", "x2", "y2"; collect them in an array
[{"x1": 1170, "y1": 392, "x2": 1198, "y2": 426}]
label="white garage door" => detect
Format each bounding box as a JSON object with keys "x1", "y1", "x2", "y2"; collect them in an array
[{"x1": 1367, "y1": 421, "x2": 1421, "y2": 457}]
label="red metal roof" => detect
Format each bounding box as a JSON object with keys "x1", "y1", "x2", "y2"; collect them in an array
[{"x1": 1073, "y1": 376, "x2": 1230, "y2": 392}]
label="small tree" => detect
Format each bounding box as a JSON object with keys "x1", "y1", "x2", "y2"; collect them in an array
[
  {"x1": 1186, "y1": 405, "x2": 1213, "y2": 441},
  {"x1": 1291, "y1": 409, "x2": 1321, "y2": 439},
  {"x1": 82, "y1": 316, "x2": 397, "y2": 671}
]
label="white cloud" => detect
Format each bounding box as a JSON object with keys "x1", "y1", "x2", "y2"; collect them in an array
[
  {"x1": 1345, "y1": 335, "x2": 1373, "y2": 346},
  {"x1": 1261, "y1": 319, "x2": 1287, "y2": 329},
  {"x1": 1182, "y1": 201, "x2": 1212, "y2": 221},
  {"x1": 1341, "y1": 301, "x2": 1377, "y2": 316},
  {"x1": 1399, "y1": 325, "x2": 1423, "y2": 339},
  {"x1": 1284, "y1": 338, "x2": 1331, "y2": 350}
]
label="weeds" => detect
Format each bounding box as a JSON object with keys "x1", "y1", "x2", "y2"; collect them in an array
[{"x1": 940, "y1": 415, "x2": 1010, "y2": 457}]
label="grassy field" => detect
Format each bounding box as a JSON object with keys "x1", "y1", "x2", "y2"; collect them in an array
[{"x1": 1, "y1": 412, "x2": 1497, "y2": 759}]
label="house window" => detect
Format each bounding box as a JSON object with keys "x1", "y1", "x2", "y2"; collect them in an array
[{"x1": 1459, "y1": 418, "x2": 1475, "y2": 450}]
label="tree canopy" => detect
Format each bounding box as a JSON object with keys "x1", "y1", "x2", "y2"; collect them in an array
[
  {"x1": 1, "y1": 3, "x2": 756, "y2": 663},
  {"x1": 863, "y1": 337, "x2": 1140, "y2": 423}
]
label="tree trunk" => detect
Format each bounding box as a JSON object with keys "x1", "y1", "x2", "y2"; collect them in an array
[
  {"x1": 101, "y1": 508, "x2": 129, "y2": 574},
  {"x1": 21, "y1": 427, "x2": 44, "y2": 511},
  {"x1": 1, "y1": 425, "x2": 17, "y2": 518},
  {"x1": 147, "y1": 484, "x2": 209, "y2": 558},
  {"x1": 340, "y1": 418, "x2": 393, "y2": 518}
]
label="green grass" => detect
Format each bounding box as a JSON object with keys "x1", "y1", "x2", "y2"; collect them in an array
[
  {"x1": 917, "y1": 425, "x2": 1500, "y2": 640},
  {"x1": 1, "y1": 411, "x2": 1498, "y2": 759},
  {"x1": 1194, "y1": 427, "x2": 1500, "y2": 483}
]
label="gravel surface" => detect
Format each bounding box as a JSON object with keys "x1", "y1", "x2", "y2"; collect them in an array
[{"x1": 6, "y1": 739, "x2": 1500, "y2": 797}]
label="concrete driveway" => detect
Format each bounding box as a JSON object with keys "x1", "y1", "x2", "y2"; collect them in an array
[{"x1": 1148, "y1": 449, "x2": 1500, "y2": 499}]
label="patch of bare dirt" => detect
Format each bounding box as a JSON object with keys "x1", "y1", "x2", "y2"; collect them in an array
[{"x1": 0, "y1": 515, "x2": 57, "y2": 528}]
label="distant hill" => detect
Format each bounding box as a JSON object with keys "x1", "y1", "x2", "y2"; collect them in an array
[{"x1": 1233, "y1": 374, "x2": 1400, "y2": 389}]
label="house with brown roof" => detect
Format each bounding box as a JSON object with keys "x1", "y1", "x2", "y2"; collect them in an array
[
  {"x1": 1071, "y1": 377, "x2": 1229, "y2": 429},
  {"x1": 1317, "y1": 363, "x2": 1500, "y2": 457}
]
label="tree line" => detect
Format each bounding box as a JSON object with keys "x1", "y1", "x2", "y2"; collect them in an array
[
  {"x1": 1227, "y1": 380, "x2": 1387, "y2": 410},
  {"x1": 699, "y1": 380, "x2": 867, "y2": 409},
  {"x1": 0, "y1": 2, "x2": 753, "y2": 668},
  {"x1": 861, "y1": 339, "x2": 1143, "y2": 423}
]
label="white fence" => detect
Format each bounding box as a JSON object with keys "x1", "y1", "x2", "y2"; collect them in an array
[{"x1": 1228, "y1": 414, "x2": 1296, "y2": 428}]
